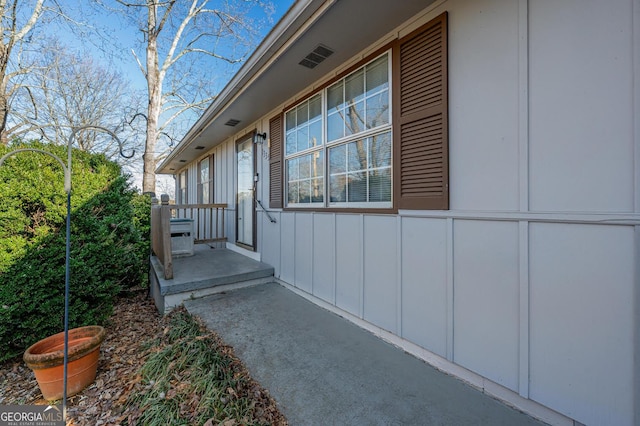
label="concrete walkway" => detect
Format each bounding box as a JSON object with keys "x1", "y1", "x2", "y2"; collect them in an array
[{"x1": 184, "y1": 283, "x2": 546, "y2": 426}]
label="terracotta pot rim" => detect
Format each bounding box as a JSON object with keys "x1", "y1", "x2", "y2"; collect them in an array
[{"x1": 23, "y1": 325, "x2": 105, "y2": 369}]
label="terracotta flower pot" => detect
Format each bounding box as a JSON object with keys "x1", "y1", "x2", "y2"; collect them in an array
[{"x1": 23, "y1": 325, "x2": 106, "y2": 401}]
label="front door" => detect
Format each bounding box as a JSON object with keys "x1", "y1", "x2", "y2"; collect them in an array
[{"x1": 236, "y1": 135, "x2": 255, "y2": 249}]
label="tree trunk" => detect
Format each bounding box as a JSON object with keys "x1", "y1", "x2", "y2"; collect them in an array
[
  {"x1": 142, "y1": 2, "x2": 160, "y2": 195},
  {"x1": 144, "y1": 77, "x2": 160, "y2": 193},
  {"x1": 0, "y1": 42, "x2": 10, "y2": 145},
  {"x1": 0, "y1": 92, "x2": 8, "y2": 145}
]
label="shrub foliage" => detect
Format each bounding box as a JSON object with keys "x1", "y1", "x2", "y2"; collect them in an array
[{"x1": 0, "y1": 141, "x2": 149, "y2": 362}]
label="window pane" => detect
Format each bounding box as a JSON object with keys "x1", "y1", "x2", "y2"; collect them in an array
[
  {"x1": 297, "y1": 102, "x2": 309, "y2": 125},
  {"x1": 330, "y1": 174, "x2": 346, "y2": 202},
  {"x1": 202, "y1": 182, "x2": 210, "y2": 204},
  {"x1": 347, "y1": 139, "x2": 367, "y2": 172},
  {"x1": 288, "y1": 157, "x2": 299, "y2": 180},
  {"x1": 327, "y1": 81, "x2": 344, "y2": 112},
  {"x1": 200, "y1": 160, "x2": 209, "y2": 182},
  {"x1": 366, "y1": 91, "x2": 390, "y2": 129},
  {"x1": 286, "y1": 131, "x2": 297, "y2": 155},
  {"x1": 286, "y1": 110, "x2": 296, "y2": 131},
  {"x1": 328, "y1": 131, "x2": 391, "y2": 206},
  {"x1": 309, "y1": 94, "x2": 321, "y2": 120},
  {"x1": 285, "y1": 94, "x2": 324, "y2": 156},
  {"x1": 345, "y1": 69, "x2": 364, "y2": 104},
  {"x1": 299, "y1": 155, "x2": 311, "y2": 179},
  {"x1": 366, "y1": 55, "x2": 389, "y2": 96},
  {"x1": 344, "y1": 100, "x2": 365, "y2": 136},
  {"x1": 286, "y1": 150, "x2": 324, "y2": 205},
  {"x1": 368, "y1": 168, "x2": 391, "y2": 202},
  {"x1": 309, "y1": 119, "x2": 322, "y2": 147},
  {"x1": 312, "y1": 178, "x2": 324, "y2": 202},
  {"x1": 299, "y1": 180, "x2": 311, "y2": 203},
  {"x1": 369, "y1": 132, "x2": 391, "y2": 168},
  {"x1": 297, "y1": 126, "x2": 309, "y2": 152},
  {"x1": 288, "y1": 181, "x2": 299, "y2": 204},
  {"x1": 329, "y1": 144, "x2": 346, "y2": 174},
  {"x1": 327, "y1": 111, "x2": 344, "y2": 141},
  {"x1": 312, "y1": 150, "x2": 324, "y2": 178},
  {"x1": 347, "y1": 172, "x2": 367, "y2": 202}
]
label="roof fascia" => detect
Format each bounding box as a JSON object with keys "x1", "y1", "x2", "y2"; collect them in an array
[{"x1": 157, "y1": 0, "x2": 333, "y2": 173}]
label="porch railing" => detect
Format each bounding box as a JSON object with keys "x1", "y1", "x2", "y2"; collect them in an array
[{"x1": 151, "y1": 194, "x2": 228, "y2": 279}]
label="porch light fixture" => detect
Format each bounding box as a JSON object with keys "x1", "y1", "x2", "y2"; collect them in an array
[{"x1": 254, "y1": 132, "x2": 267, "y2": 145}]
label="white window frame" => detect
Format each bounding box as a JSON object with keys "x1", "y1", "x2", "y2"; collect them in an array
[
  {"x1": 177, "y1": 170, "x2": 187, "y2": 204},
  {"x1": 285, "y1": 93, "x2": 324, "y2": 208},
  {"x1": 284, "y1": 51, "x2": 393, "y2": 209},
  {"x1": 197, "y1": 155, "x2": 213, "y2": 204}
]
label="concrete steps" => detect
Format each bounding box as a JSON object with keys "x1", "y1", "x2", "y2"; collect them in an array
[{"x1": 150, "y1": 246, "x2": 274, "y2": 314}]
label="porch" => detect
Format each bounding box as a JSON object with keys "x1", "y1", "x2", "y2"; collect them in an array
[
  {"x1": 150, "y1": 244, "x2": 274, "y2": 314},
  {"x1": 149, "y1": 196, "x2": 274, "y2": 314}
]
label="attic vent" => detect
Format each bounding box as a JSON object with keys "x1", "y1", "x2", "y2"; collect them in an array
[
  {"x1": 299, "y1": 44, "x2": 334, "y2": 69},
  {"x1": 225, "y1": 119, "x2": 241, "y2": 127},
  {"x1": 194, "y1": 146, "x2": 205, "y2": 150},
  {"x1": 179, "y1": 159, "x2": 186, "y2": 163}
]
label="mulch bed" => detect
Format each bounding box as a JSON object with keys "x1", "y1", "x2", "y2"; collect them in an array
[{"x1": 0, "y1": 290, "x2": 287, "y2": 425}]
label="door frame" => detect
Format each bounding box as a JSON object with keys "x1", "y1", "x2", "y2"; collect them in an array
[{"x1": 235, "y1": 132, "x2": 257, "y2": 251}]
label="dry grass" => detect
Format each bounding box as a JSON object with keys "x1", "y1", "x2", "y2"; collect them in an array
[{"x1": 0, "y1": 290, "x2": 287, "y2": 426}]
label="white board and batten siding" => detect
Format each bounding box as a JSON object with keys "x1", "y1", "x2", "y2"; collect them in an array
[{"x1": 182, "y1": 0, "x2": 639, "y2": 424}]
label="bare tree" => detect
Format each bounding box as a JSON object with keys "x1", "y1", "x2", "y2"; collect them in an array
[
  {"x1": 9, "y1": 39, "x2": 141, "y2": 158},
  {"x1": 109, "y1": 0, "x2": 272, "y2": 194},
  {"x1": 47, "y1": 48, "x2": 136, "y2": 156},
  {"x1": 0, "y1": 0, "x2": 47, "y2": 143}
]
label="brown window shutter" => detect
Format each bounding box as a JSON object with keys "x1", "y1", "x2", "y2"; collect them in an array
[
  {"x1": 394, "y1": 12, "x2": 448, "y2": 210},
  {"x1": 269, "y1": 114, "x2": 283, "y2": 208}
]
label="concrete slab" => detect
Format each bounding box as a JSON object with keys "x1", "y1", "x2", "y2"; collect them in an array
[
  {"x1": 184, "y1": 283, "x2": 547, "y2": 426},
  {"x1": 149, "y1": 246, "x2": 274, "y2": 314}
]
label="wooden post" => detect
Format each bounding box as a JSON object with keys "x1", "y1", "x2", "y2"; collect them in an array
[{"x1": 160, "y1": 194, "x2": 173, "y2": 279}]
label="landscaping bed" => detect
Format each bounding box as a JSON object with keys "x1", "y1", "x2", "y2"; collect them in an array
[{"x1": 0, "y1": 290, "x2": 287, "y2": 425}]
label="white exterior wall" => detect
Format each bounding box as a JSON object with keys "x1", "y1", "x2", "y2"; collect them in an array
[
  {"x1": 190, "y1": 0, "x2": 639, "y2": 424},
  {"x1": 179, "y1": 134, "x2": 249, "y2": 244}
]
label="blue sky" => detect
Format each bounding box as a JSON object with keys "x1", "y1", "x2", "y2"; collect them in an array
[
  {"x1": 55, "y1": 0, "x2": 295, "y2": 93},
  {"x1": 45, "y1": 0, "x2": 295, "y2": 191},
  {"x1": 127, "y1": 0, "x2": 295, "y2": 93}
]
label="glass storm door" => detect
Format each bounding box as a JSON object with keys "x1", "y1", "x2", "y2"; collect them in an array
[{"x1": 236, "y1": 136, "x2": 255, "y2": 249}]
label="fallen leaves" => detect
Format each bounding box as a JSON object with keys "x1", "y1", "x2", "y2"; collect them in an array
[{"x1": 0, "y1": 289, "x2": 287, "y2": 425}]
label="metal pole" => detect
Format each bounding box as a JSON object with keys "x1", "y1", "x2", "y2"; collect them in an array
[
  {"x1": 62, "y1": 190, "x2": 71, "y2": 420},
  {"x1": 0, "y1": 126, "x2": 134, "y2": 423}
]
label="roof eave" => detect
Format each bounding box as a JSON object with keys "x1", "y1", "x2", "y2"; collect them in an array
[{"x1": 156, "y1": 0, "x2": 326, "y2": 174}]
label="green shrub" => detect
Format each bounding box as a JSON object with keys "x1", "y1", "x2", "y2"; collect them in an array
[{"x1": 0, "y1": 141, "x2": 149, "y2": 362}]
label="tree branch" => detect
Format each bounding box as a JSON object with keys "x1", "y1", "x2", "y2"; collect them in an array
[{"x1": 12, "y1": 0, "x2": 45, "y2": 43}]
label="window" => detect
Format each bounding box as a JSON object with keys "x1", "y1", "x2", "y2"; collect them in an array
[
  {"x1": 285, "y1": 94, "x2": 324, "y2": 206},
  {"x1": 329, "y1": 132, "x2": 391, "y2": 206},
  {"x1": 327, "y1": 55, "x2": 390, "y2": 141},
  {"x1": 177, "y1": 170, "x2": 188, "y2": 204},
  {"x1": 197, "y1": 155, "x2": 214, "y2": 204},
  {"x1": 283, "y1": 53, "x2": 392, "y2": 208},
  {"x1": 270, "y1": 12, "x2": 448, "y2": 212}
]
